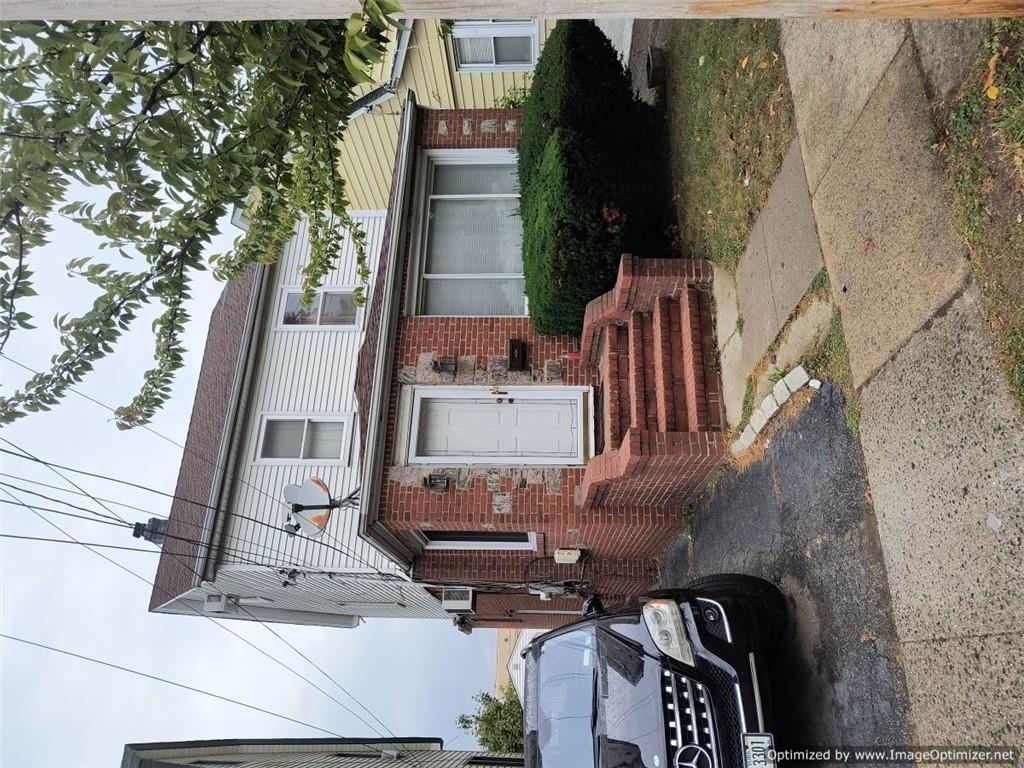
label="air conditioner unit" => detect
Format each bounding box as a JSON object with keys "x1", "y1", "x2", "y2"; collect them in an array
[
  {"x1": 441, "y1": 587, "x2": 475, "y2": 614},
  {"x1": 203, "y1": 594, "x2": 239, "y2": 614}
]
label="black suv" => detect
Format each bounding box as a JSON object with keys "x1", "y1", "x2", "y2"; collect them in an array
[{"x1": 522, "y1": 574, "x2": 787, "y2": 768}]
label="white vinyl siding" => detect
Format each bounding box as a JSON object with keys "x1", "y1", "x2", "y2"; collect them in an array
[
  {"x1": 412, "y1": 149, "x2": 525, "y2": 317},
  {"x1": 452, "y1": 20, "x2": 539, "y2": 72},
  {"x1": 218, "y1": 212, "x2": 412, "y2": 580}
]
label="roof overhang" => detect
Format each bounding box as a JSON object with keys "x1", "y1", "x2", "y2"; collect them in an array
[{"x1": 357, "y1": 92, "x2": 418, "y2": 568}]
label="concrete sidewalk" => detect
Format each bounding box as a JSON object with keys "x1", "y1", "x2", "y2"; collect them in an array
[{"x1": 781, "y1": 19, "x2": 1023, "y2": 754}]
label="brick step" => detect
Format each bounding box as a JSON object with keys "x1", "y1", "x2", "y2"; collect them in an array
[
  {"x1": 652, "y1": 295, "x2": 691, "y2": 433},
  {"x1": 599, "y1": 324, "x2": 632, "y2": 450}
]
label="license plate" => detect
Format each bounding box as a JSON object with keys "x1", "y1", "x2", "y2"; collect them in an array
[{"x1": 742, "y1": 733, "x2": 776, "y2": 768}]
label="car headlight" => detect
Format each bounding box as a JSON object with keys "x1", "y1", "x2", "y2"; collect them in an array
[{"x1": 642, "y1": 599, "x2": 695, "y2": 666}]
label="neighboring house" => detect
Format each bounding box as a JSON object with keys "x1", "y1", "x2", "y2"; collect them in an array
[
  {"x1": 354, "y1": 95, "x2": 725, "y2": 632},
  {"x1": 149, "y1": 211, "x2": 448, "y2": 627},
  {"x1": 497, "y1": 629, "x2": 542, "y2": 703},
  {"x1": 339, "y1": 18, "x2": 557, "y2": 213},
  {"x1": 121, "y1": 737, "x2": 523, "y2": 768}
]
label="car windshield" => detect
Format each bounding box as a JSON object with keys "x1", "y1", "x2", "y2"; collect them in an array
[{"x1": 527, "y1": 627, "x2": 597, "y2": 768}]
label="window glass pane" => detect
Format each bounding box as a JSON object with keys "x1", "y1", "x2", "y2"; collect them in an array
[
  {"x1": 261, "y1": 420, "x2": 305, "y2": 458},
  {"x1": 455, "y1": 36, "x2": 494, "y2": 66},
  {"x1": 422, "y1": 277, "x2": 525, "y2": 316},
  {"x1": 432, "y1": 164, "x2": 517, "y2": 195},
  {"x1": 304, "y1": 421, "x2": 345, "y2": 460},
  {"x1": 320, "y1": 292, "x2": 357, "y2": 325},
  {"x1": 494, "y1": 36, "x2": 532, "y2": 64},
  {"x1": 425, "y1": 198, "x2": 522, "y2": 275},
  {"x1": 424, "y1": 531, "x2": 530, "y2": 543},
  {"x1": 283, "y1": 292, "x2": 320, "y2": 325}
]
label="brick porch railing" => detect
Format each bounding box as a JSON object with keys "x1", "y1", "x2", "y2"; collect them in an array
[{"x1": 579, "y1": 256, "x2": 725, "y2": 510}]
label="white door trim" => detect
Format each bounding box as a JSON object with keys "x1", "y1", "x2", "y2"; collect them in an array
[{"x1": 407, "y1": 385, "x2": 589, "y2": 466}]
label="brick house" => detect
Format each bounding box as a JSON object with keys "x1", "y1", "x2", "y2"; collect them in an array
[{"x1": 354, "y1": 95, "x2": 725, "y2": 632}]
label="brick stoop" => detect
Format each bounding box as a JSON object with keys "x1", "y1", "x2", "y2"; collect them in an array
[{"x1": 581, "y1": 256, "x2": 725, "y2": 510}]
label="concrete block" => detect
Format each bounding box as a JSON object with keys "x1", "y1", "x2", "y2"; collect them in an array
[
  {"x1": 810, "y1": 43, "x2": 970, "y2": 386},
  {"x1": 711, "y1": 264, "x2": 739, "y2": 351},
  {"x1": 784, "y1": 365, "x2": 810, "y2": 391},
  {"x1": 760, "y1": 393, "x2": 780, "y2": 420},
  {"x1": 773, "y1": 377, "x2": 792, "y2": 406},
  {"x1": 783, "y1": 20, "x2": 908, "y2": 192},
  {"x1": 860, "y1": 285, "x2": 1024, "y2": 641},
  {"x1": 760, "y1": 141, "x2": 825, "y2": 328},
  {"x1": 750, "y1": 408, "x2": 768, "y2": 433}
]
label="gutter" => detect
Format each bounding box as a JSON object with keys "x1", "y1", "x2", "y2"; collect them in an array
[
  {"x1": 358, "y1": 92, "x2": 418, "y2": 568},
  {"x1": 389, "y1": 18, "x2": 413, "y2": 85},
  {"x1": 197, "y1": 264, "x2": 273, "y2": 584}
]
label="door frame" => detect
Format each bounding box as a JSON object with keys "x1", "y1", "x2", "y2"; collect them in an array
[{"x1": 406, "y1": 385, "x2": 592, "y2": 466}]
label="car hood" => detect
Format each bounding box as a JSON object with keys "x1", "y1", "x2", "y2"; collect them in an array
[
  {"x1": 595, "y1": 618, "x2": 669, "y2": 768},
  {"x1": 524, "y1": 616, "x2": 669, "y2": 768}
]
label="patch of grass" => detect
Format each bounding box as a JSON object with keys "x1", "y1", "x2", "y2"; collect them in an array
[
  {"x1": 802, "y1": 309, "x2": 861, "y2": 434},
  {"x1": 736, "y1": 316, "x2": 744, "y2": 335},
  {"x1": 739, "y1": 378, "x2": 756, "y2": 429},
  {"x1": 809, "y1": 266, "x2": 830, "y2": 297},
  {"x1": 664, "y1": 19, "x2": 795, "y2": 271},
  {"x1": 938, "y1": 19, "x2": 1024, "y2": 415}
]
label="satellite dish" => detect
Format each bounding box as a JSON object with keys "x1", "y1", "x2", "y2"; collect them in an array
[{"x1": 282, "y1": 477, "x2": 336, "y2": 538}]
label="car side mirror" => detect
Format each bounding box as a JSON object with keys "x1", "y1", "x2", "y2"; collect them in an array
[{"x1": 582, "y1": 595, "x2": 604, "y2": 616}]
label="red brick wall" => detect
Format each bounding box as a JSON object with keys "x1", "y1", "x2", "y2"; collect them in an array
[
  {"x1": 376, "y1": 109, "x2": 694, "y2": 630},
  {"x1": 419, "y1": 108, "x2": 521, "y2": 150}
]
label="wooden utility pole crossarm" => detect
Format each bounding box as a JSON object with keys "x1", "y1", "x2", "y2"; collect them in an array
[{"x1": 2, "y1": 0, "x2": 1021, "y2": 19}]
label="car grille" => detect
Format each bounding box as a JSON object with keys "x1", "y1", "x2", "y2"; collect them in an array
[{"x1": 661, "y1": 668, "x2": 719, "y2": 766}]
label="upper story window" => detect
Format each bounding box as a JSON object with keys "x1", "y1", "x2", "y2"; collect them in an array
[
  {"x1": 257, "y1": 416, "x2": 351, "y2": 464},
  {"x1": 411, "y1": 149, "x2": 525, "y2": 317},
  {"x1": 451, "y1": 20, "x2": 539, "y2": 73},
  {"x1": 280, "y1": 289, "x2": 358, "y2": 329}
]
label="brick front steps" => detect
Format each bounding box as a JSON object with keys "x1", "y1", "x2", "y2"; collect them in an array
[{"x1": 580, "y1": 256, "x2": 726, "y2": 510}]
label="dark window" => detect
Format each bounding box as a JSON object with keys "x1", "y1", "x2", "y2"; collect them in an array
[
  {"x1": 422, "y1": 531, "x2": 530, "y2": 544},
  {"x1": 466, "y1": 758, "x2": 525, "y2": 767}
]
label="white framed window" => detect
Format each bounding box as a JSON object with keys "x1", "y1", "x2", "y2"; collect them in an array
[
  {"x1": 278, "y1": 288, "x2": 360, "y2": 329},
  {"x1": 419, "y1": 530, "x2": 537, "y2": 551},
  {"x1": 409, "y1": 149, "x2": 525, "y2": 317},
  {"x1": 256, "y1": 414, "x2": 353, "y2": 464},
  {"x1": 451, "y1": 20, "x2": 539, "y2": 72}
]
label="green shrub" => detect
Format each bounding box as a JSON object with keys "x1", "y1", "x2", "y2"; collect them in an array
[
  {"x1": 522, "y1": 128, "x2": 633, "y2": 335},
  {"x1": 519, "y1": 20, "x2": 637, "y2": 184},
  {"x1": 519, "y1": 20, "x2": 660, "y2": 335}
]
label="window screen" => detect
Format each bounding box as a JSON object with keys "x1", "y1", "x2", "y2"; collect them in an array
[
  {"x1": 421, "y1": 162, "x2": 524, "y2": 316},
  {"x1": 282, "y1": 290, "x2": 357, "y2": 326},
  {"x1": 260, "y1": 418, "x2": 346, "y2": 461}
]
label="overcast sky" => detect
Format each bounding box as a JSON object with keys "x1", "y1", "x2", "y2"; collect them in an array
[{"x1": 0, "y1": 198, "x2": 495, "y2": 767}]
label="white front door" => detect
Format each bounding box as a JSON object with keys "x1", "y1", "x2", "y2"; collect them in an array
[{"x1": 409, "y1": 387, "x2": 588, "y2": 466}]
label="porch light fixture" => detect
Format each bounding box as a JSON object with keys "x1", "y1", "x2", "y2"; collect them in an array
[
  {"x1": 424, "y1": 473, "x2": 449, "y2": 493},
  {"x1": 433, "y1": 356, "x2": 457, "y2": 375}
]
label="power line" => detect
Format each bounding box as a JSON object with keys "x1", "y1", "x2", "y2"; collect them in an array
[
  {"x1": 1, "y1": 533, "x2": 163, "y2": 554},
  {"x1": 0, "y1": 362, "x2": 413, "y2": 745},
  {"x1": 0, "y1": 440, "x2": 131, "y2": 525},
  {"x1": 0, "y1": 496, "x2": 129, "y2": 527},
  {"x1": 0, "y1": 473, "x2": 153, "y2": 515},
  {"x1": 0, "y1": 493, "x2": 340, "y2": 574},
  {"x1": 1, "y1": 353, "x2": 394, "y2": 577},
  {"x1": 0, "y1": 487, "x2": 397, "y2": 738},
  {"x1": 0, "y1": 632, "x2": 347, "y2": 738},
  {"x1": 0, "y1": 445, "x2": 390, "y2": 575}
]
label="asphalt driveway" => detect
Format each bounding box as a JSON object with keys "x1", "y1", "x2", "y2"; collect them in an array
[{"x1": 659, "y1": 383, "x2": 911, "y2": 751}]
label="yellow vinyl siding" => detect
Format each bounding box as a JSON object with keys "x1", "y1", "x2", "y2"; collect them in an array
[{"x1": 338, "y1": 18, "x2": 555, "y2": 211}]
